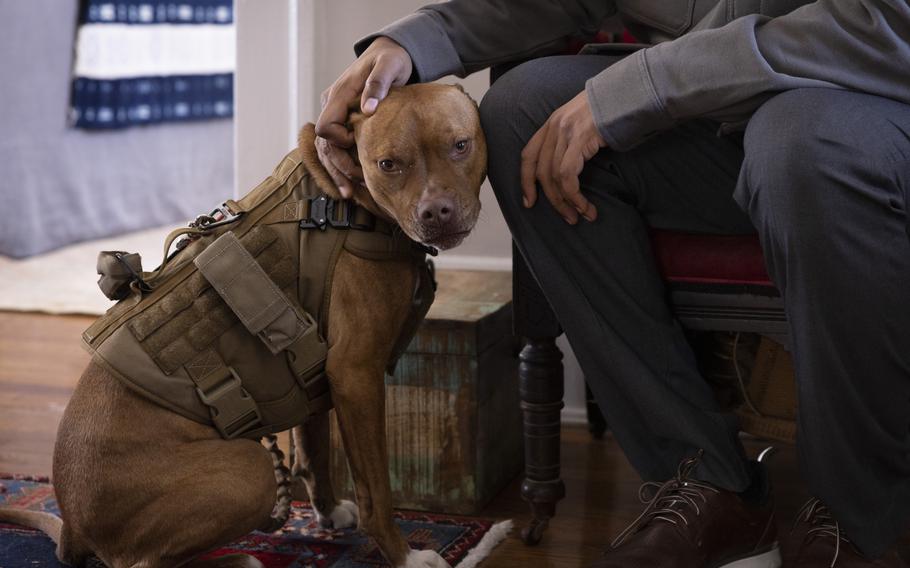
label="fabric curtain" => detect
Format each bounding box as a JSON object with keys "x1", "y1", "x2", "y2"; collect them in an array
[{"x1": 70, "y1": 0, "x2": 234, "y2": 129}]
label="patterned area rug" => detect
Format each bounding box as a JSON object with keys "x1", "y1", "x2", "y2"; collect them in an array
[{"x1": 0, "y1": 475, "x2": 511, "y2": 567}]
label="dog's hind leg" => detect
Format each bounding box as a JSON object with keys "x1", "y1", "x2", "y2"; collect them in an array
[
  {"x1": 90, "y1": 437, "x2": 278, "y2": 568},
  {"x1": 54, "y1": 365, "x2": 280, "y2": 568},
  {"x1": 289, "y1": 415, "x2": 358, "y2": 529}
]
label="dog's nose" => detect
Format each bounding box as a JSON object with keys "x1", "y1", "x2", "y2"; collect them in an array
[{"x1": 417, "y1": 196, "x2": 455, "y2": 225}]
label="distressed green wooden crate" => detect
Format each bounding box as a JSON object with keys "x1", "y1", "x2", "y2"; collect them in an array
[{"x1": 329, "y1": 270, "x2": 523, "y2": 514}]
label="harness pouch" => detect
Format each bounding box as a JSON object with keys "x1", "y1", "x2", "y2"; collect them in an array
[
  {"x1": 84, "y1": 152, "x2": 329, "y2": 439},
  {"x1": 127, "y1": 227, "x2": 287, "y2": 373},
  {"x1": 96, "y1": 251, "x2": 145, "y2": 300},
  {"x1": 83, "y1": 148, "x2": 433, "y2": 439}
]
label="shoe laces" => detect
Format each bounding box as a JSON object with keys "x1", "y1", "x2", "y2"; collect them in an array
[
  {"x1": 794, "y1": 498, "x2": 851, "y2": 568},
  {"x1": 611, "y1": 452, "x2": 719, "y2": 549}
]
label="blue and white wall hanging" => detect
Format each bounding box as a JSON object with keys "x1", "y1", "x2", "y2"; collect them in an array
[{"x1": 70, "y1": 1, "x2": 235, "y2": 129}]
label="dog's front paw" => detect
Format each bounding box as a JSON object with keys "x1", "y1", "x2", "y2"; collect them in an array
[
  {"x1": 400, "y1": 549, "x2": 451, "y2": 568},
  {"x1": 316, "y1": 499, "x2": 359, "y2": 529}
]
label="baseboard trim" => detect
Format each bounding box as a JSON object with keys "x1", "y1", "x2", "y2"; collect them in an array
[
  {"x1": 561, "y1": 406, "x2": 587, "y2": 425},
  {"x1": 433, "y1": 255, "x2": 511, "y2": 272}
]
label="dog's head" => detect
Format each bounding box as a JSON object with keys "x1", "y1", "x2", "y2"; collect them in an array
[{"x1": 303, "y1": 83, "x2": 486, "y2": 251}]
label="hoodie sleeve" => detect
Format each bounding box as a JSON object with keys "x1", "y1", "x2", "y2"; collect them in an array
[
  {"x1": 355, "y1": 0, "x2": 617, "y2": 81},
  {"x1": 586, "y1": 0, "x2": 910, "y2": 150}
]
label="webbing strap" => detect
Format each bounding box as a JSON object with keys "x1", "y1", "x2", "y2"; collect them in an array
[
  {"x1": 193, "y1": 231, "x2": 328, "y2": 393},
  {"x1": 194, "y1": 231, "x2": 320, "y2": 354},
  {"x1": 185, "y1": 348, "x2": 263, "y2": 439},
  {"x1": 264, "y1": 195, "x2": 395, "y2": 235}
]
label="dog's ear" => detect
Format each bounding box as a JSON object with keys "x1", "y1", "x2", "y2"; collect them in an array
[
  {"x1": 347, "y1": 111, "x2": 367, "y2": 132},
  {"x1": 297, "y1": 123, "x2": 344, "y2": 200},
  {"x1": 448, "y1": 83, "x2": 478, "y2": 107}
]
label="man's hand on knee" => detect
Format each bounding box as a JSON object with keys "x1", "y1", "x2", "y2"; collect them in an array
[
  {"x1": 520, "y1": 90, "x2": 607, "y2": 224},
  {"x1": 315, "y1": 37, "x2": 413, "y2": 198}
]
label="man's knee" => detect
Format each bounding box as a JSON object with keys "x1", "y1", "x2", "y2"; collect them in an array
[
  {"x1": 480, "y1": 58, "x2": 539, "y2": 140},
  {"x1": 480, "y1": 57, "x2": 567, "y2": 212},
  {"x1": 479, "y1": 80, "x2": 522, "y2": 214},
  {"x1": 479, "y1": 56, "x2": 586, "y2": 143},
  {"x1": 738, "y1": 88, "x2": 902, "y2": 234},
  {"x1": 478, "y1": 66, "x2": 520, "y2": 142},
  {"x1": 482, "y1": 56, "x2": 603, "y2": 211},
  {"x1": 740, "y1": 90, "x2": 838, "y2": 212},
  {"x1": 480, "y1": 55, "x2": 617, "y2": 214}
]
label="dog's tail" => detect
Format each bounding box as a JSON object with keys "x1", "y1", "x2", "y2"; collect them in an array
[
  {"x1": 258, "y1": 434, "x2": 293, "y2": 533},
  {"x1": 0, "y1": 507, "x2": 62, "y2": 543}
]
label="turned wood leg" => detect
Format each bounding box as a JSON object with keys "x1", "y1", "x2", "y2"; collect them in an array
[
  {"x1": 586, "y1": 383, "x2": 608, "y2": 440},
  {"x1": 519, "y1": 336, "x2": 566, "y2": 545}
]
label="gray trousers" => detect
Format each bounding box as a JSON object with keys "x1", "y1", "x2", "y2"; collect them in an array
[{"x1": 480, "y1": 55, "x2": 910, "y2": 557}]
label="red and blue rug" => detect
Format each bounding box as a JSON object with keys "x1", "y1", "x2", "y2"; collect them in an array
[{"x1": 0, "y1": 475, "x2": 511, "y2": 568}]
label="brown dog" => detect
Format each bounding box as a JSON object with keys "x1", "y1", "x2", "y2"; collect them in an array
[{"x1": 0, "y1": 83, "x2": 486, "y2": 568}]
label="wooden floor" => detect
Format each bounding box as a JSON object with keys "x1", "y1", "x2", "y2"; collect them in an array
[{"x1": 0, "y1": 311, "x2": 815, "y2": 567}]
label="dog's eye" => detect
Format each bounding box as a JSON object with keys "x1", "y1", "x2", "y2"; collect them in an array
[
  {"x1": 454, "y1": 140, "x2": 470, "y2": 153},
  {"x1": 378, "y1": 159, "x2": 396, "y2": 172}
]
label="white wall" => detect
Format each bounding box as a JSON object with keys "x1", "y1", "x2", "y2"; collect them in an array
[
  {"x1": 234, "y1": 0, "x2": 587, "y2": 423},
  {"x1": 234, "y1": 0, "x2": 299, "y2": 194},
  {"x1": 237, "y1": 0, "x2": 512, "y2": 267}
]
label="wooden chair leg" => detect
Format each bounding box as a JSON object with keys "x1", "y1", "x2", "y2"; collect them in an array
[
  {"x1": 585, "y1": 383, "x2": 608, "y2": 440},
  {"x1": 518, "y1": 336, "x2": 566, "y2": 545},
  {"x1": 512, "y1": 244, "x2": 567, "y2": 545}
]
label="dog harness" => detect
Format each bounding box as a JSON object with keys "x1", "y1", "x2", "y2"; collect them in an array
[{"x1": 82, "y1": 149, "x2": 436, "y2": 440}]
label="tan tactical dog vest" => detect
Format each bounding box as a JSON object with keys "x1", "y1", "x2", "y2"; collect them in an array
[{"x1": 82, "y1": 150, "x2": 435, "y2": 440}]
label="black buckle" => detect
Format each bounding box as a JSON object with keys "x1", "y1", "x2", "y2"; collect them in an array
[
  {"x1": 300, "y1": 195, "x2": 376, "y2": 232},
  {"x1": 300, "y1": 195, "x2": 331, "y2": 231}
]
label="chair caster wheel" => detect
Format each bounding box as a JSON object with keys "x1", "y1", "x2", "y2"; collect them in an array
[{"x1": 521, "y1": 518, "x2": 548, "y2": 545}]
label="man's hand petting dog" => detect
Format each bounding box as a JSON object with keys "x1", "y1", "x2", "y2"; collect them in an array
[
  {"x1": 520, "y1": 89, "x2": 607, "y2": 225},
  {"x1": 316, "y1": 37, "x2": 413, "y2": 198}
]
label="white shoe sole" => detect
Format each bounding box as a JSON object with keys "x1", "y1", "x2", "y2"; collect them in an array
[{"x1": 717, "y1": 545, "x2": 782, "y2": 568}]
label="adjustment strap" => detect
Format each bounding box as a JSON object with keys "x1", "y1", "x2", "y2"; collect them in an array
[
  {"x1": 194, "y1": 231, "x2": 314, "y2": 352},
  {"x1": 335, "y1": 199, "x2": 397, "y2": 234},
  {"x1": 185, "y1": 348, "x2": 263, "y2": 439},
  {"x1": 265, "y1": 194, "x2": 395, "y2": 235}
]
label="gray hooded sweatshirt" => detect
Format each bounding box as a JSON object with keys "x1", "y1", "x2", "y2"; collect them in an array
[{"x1": 356, "y1": 0, "x2": 910, "y2": 151}]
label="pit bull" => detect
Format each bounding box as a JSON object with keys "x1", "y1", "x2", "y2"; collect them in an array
[{"x1": 0, "y1": 82, "x2": 487, "y2": 568}]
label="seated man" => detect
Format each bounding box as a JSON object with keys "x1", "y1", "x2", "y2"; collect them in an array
[{"x1": 315, "y1": 1, "x2": 910, "y2": 566}]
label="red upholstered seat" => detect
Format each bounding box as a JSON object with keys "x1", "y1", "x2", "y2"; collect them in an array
[
  {"x1": 563, "y1": 36, "x2": 776, "y2": 290},
  {"x1": 649, "y1": 230, "x2": 776, "y2": 289}
]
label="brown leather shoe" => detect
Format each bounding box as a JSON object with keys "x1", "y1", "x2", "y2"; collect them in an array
[
  {"x1": 789, "y1": 499, "x2": 908, "y2": 567},
  {"x1": 592, "y1": 455, "x2": 780, "y2": 568}
]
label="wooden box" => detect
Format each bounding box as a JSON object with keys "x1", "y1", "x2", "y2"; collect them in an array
[{"x1": 329, "y1": 270, "x2": 523, "y2": 514}]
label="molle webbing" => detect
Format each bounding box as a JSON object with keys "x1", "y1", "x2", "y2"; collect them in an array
[
  {"x1": 83, "y1": 152, "x2": 308, "y2": 349},
  {"x1": 127, "y1": 226, "x2": 293, "y2": 375},
  {"x1": 190, "y1": 231, "x2": 330, "y2": 438}
]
